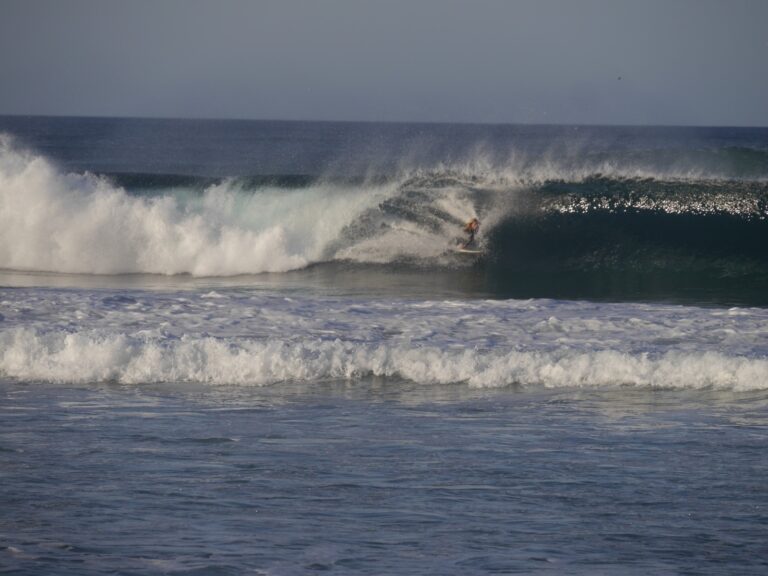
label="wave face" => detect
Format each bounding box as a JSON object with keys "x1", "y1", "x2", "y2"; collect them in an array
[
  {"x1": 2, "y1": 288, "x2": 767, "y2": 390},
  {"x1": 0, "y1": 135, "x2": 402, "y2": 275},
  {"x1": 2, "y1": 122, "x2": 768, "y2": 303},
  {"x1": 489, "y1": 177, "x2": 768, "y2": 273}
]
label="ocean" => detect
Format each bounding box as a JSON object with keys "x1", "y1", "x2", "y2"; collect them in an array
[{"x1": 1, "y1": 116, "x2": 767, "y2": 574}]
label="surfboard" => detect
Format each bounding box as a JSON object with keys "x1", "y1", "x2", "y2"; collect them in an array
[{"x1": 456, "y1": 247, "x2": 483, "y2": 255}]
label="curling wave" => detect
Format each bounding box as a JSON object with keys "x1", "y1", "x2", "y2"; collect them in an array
[
  {"x1": 1, "y1": 135, "x2": 768, "y2": 292},
  {"x1": 0, "y1": 135, "x2": 398, "y2": 275}
]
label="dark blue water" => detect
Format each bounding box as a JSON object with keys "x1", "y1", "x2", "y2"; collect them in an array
[
  {"x1": 3, "y1": 381, "x2": 768, "y2": 575},
  {"x1": 2, "y1": 115, "x2": 767, "y2": 305},
  {"x1": 2, "y1": 116, "x2": 768, "y2": 575}
]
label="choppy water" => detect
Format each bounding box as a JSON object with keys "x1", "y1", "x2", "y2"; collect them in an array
[
  {"x1": 2, "y1": 287, "x2": 768, "y2": 390},
  {"x1": 1, "y1": 117, "x2": 768, "y2": 574}
]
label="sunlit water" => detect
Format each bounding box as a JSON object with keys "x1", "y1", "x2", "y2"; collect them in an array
[{"x1": 2, "y1": 118, "x2": 768, "y2": 574}]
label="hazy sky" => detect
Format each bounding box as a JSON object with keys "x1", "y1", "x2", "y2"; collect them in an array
[{"x1": 2, "y1": 0, "x2": 766, "y2": 126}]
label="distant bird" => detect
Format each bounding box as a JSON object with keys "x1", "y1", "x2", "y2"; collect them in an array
[{"x1": 617, "y1": 76, "x2": 622, "y2": 80}]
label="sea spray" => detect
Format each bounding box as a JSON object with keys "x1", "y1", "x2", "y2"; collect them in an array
[
  {"x1": 0, "y1": 136, "x2": 397, "y2": 275},
  {"x1": 2, "y1": 133, "x2": 767, "y2": 298}
]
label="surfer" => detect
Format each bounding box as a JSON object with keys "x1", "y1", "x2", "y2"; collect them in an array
[{"x1": 461, "y1": 218, "x2": 480, "y2": 249}]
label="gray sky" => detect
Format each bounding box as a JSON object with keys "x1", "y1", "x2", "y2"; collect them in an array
[{"x1": 1, "y1": 0, "x2": 766, "y2": 126}]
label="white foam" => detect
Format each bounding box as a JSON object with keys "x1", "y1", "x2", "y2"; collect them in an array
[
  {"x1": 4, "y1": 134, "x2": 760, "y2": 277},
  {"x1": 2, "y1": 289, "x2": 767, "y2": 390},
  {"x1": 1, "y1": 327, "x2": 766, "y2": 390},
  {"x1": 0, "y1": 136, "x2": 396, "y2": 276}
]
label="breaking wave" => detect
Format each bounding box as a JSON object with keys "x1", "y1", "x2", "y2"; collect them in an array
[
  {"x1": 2, "y1": 287, "x2": 767, "y2": 390},
  {"x1": 0, "y1": 135, "x2": 400, "y2": 275},
  {"x1": 2, "y1": 327, "x2": 767, "y2": 391},
  {"x1": 1, "y1": 134, "x2": 767, "y2": 287}
]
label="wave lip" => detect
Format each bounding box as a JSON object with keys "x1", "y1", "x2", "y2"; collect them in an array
[
  {"x1": 2, "y1": 132, "x2": 768, "y2": 284},
  {"x1": 2, "y1": 328, "x2": 766, "y2": 391},
  {"x1": 0, "y1": 135, "x2": 397, "y2": 276}
]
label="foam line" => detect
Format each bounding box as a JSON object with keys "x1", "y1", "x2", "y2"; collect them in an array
[{"x1": 2, "y1": 328, "x2": 766, "y2": 390}]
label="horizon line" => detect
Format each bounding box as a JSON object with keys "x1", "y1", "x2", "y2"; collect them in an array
[{"x1": 0, "y1": 112, "x2": 766, "y2": 131}]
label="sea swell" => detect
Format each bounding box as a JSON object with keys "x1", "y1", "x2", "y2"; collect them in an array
[{"x1": 1, "y1": 134, "x2": 768, "y2": 300}]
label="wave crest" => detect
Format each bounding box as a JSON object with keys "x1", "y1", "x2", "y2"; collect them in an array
[
  {"x1": 0, "y1": 136, "x2": 395, "y2": 275},
  {"x1": 2, "y1": 134, "x2": 768, "y2": 280},
  {"x1": 2, "y1": 327, "x2": 766, "y2": 391}
]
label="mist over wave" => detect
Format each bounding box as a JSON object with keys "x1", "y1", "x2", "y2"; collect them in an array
[
  {"x1": 1, "y1": 134, "x2": 767, "y2": 283},
  {"x1": 0, "y1": 136, "x2": 399, "y2": 275}
]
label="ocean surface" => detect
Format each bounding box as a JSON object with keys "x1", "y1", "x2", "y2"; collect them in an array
[{"x1": 1, "y1": 116, "x2": 767, "y2": 574}]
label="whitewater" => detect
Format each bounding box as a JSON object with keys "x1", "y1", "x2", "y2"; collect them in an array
[
  {"x1": 0, "y1": 135, "x2": 404, "y2": 275},
  {"x1": 2, "y1": 131, "x2": 767, "y2": 281},
  {"x1": 2, "y1": 288, "x2": 768, "y2": 390},
  {"x1": 2, "y1": 117, "x2": 768, "y2": 575}
]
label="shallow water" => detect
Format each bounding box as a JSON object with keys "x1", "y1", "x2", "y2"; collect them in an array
[{"x1": 2, "y1": 380, "x2": 767, "y2": 575}]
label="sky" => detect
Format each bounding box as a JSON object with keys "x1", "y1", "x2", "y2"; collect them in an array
[{"x1": 1, "y1": 0, "x2": 767, "y2": 126}]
